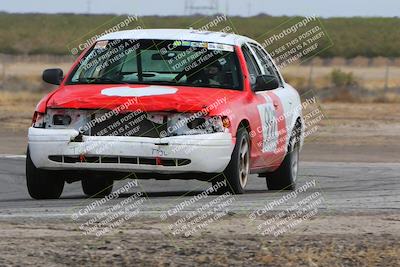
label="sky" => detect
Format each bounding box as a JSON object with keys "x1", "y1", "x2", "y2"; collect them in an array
[{"x1": 0, "y1": 0, "x2": 399, "y2": 17}]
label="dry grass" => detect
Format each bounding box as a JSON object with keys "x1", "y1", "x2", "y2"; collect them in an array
[
  {"x1": 0, "y1": 217, "x2": 399, "y2": 267},
  {"x1": 0, "y1": 91, "x2": 42, "y2": 104},
  {"x1": 1, "y1": 62, "x2": 71, "y2": 78},
  {"x1": 283, "y1": 65, "x2": 400, "y2": 90},
  {"x1": 0, "y1": 91, "x2": 44, "y2": 130}
]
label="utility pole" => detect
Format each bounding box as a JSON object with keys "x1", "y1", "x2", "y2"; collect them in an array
[{"x1": 86, "y1": 0, "x2": 91, "y2": 14}]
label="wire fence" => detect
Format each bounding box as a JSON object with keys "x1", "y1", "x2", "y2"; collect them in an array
[{"x1": 0, "y1": 54, "x2": 399, "y2": 101}]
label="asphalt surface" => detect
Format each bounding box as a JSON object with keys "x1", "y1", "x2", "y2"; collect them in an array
[{"x1": 0, "y1": 156, "x2": 399, "y2": 220}]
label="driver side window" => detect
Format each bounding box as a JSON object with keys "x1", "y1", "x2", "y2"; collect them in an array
[
  {"x1": 250, "y1": 44, "x2": 282, "y2": 87},
  {"x1": 242, "y1": 45, "x2": 261, "y2": 90}
]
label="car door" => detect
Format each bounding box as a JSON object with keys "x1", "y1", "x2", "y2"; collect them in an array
[
  {"x1": 244, "y1": 43, "x2": 290, "y2": 169},
  {"x1": 240, "y1": 44, "x2": 270, "y2": 168},
  {"x1": 252, "y1": 43, "x2": 300, "y2": 144}
]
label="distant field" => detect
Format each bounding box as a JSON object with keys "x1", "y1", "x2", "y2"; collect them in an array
[{"x1": 1, "y1": 13, "x2": 400, "y2": 57}]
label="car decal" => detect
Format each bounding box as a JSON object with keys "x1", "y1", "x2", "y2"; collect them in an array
[
  {"x1": 101, "y1": 86, "x2": 178, "y2": 97},
  {"x1": 255, "y1": 92, "x2": 287, "y2": 167},
  {"x1": 257, "y1": 94, "x2": 278, "y2": 153}
]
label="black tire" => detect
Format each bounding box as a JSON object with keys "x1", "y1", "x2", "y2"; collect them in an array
[
  {"x1": 220, "y1": 128, "x2": 250, "y2": 194},
  {"x1": 26, "y1": 148, "x2": 64, "y2": 199},
  {"x1": 82, "y1": 175, "x2": 113, "y2": 197},
  {"x1": 266, "y1": 132, "x2": 300, "y2": 191}
]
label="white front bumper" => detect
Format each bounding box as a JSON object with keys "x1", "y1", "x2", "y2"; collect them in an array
[{"x1": 28, "y1": 127, "x2": 235, "y2": 174}]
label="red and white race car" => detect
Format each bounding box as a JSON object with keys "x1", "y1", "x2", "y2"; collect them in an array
[{"x1": 27, "y1": 29, "x2": 303, "y2": 199}]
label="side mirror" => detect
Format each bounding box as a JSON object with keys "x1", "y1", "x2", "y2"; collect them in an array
[
  {"x1": 42, "y1": 68, "x2": 63, "y2": 85},
  {"x1": 254, "y1": 75, "x2": 279, "y2": 91}
]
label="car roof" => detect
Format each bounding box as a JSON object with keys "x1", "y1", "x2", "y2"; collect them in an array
[{"x1": 98, "y1": 29, "x2": 255, "y2": 46}]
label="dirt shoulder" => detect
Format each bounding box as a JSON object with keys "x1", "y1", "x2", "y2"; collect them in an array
[{"x1": 0, "y1": 213, "x2": 398, "y2": 266}]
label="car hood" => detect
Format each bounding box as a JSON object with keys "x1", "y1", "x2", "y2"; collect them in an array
[{"x1": 46, "y1": 84, "x2": 242, "y2": 113}]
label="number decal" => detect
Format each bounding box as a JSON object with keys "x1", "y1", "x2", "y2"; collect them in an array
[{"x1": 257, "y1": 95, "x2": 278, "y2": 153}]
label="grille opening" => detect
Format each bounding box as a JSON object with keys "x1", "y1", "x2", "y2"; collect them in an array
[
  {"x1": 64, "y1": 156, "x2": 78, "y2": 163},
  {"x1": 178, "y1": 159, "x2": 191, "y2": 166},
  {"x1": 48, "y1": 155, "x2": 191, "y2": 166},
  {"x1": 139, "y1": 157, "x2": 156, "y2": 165},
  {"x1": 48, "y1": 155, "x2": 62, "y2": 162},
  {"x1": 162, "y1": 159, "x2": 177, "y2": 166},
  {"x1": 101, "y1": 156, "x2": 118, "y2": 163},
  {"x1": 120, "y1": 157, "x2": 138, "y2": 164},
  {"x1": 85, "y1": 157, "x2": 100, "y2": 163}
]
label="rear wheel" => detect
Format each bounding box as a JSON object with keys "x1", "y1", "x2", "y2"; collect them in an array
[
  {"x1": 266, "y1": 132, "x2": 300, "y2": 190},
  {"x1": 26, "y1": 148, "x2": 64, "y2": 199},
  {"x1": 82, "y1": 175, "x2": 113, "y2": 197},
  {"x1": 219, "y1": 128, "x2": 250, "y2": 194}
]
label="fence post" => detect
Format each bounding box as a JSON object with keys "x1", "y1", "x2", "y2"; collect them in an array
[
  {"x1": 384, "y1": 61, "x2": 390, "y2": 93},
  {"x1": 0, "y1": 55, "x2": 5, "y2": 89},
  {"x1": 308, "y1": 62, "x2": 314, "y2": 90}
]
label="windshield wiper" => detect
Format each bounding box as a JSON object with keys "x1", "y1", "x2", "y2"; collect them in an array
[{"x1": 76, "y1": 77, "x2": 122, "y2": 84}]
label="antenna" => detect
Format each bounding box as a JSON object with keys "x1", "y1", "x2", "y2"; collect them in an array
[{"x1": 86, "y1": 0, "x2": 91, "y2": 14}]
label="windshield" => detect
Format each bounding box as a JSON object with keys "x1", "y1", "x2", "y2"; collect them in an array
[{"x1": 68, "y1": 39, "x2": 243, "y2": 90}]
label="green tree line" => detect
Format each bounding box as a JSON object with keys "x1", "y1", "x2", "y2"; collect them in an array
[{"x1": 1, "y1": 13, "x2": 400, "y2": 57}]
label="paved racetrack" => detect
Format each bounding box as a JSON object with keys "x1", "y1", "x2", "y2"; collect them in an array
[{"x1": 0, "y1": 156, "x2": 398, "y2": 218}]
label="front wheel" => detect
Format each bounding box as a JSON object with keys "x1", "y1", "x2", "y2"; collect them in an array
[{"x1": 26, "y1": 148, "x2": 65, "y2": 199}]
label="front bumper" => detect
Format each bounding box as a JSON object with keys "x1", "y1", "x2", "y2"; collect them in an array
[{"x1": 28, "y1": 127, "x2": 235, "y2": 174}]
